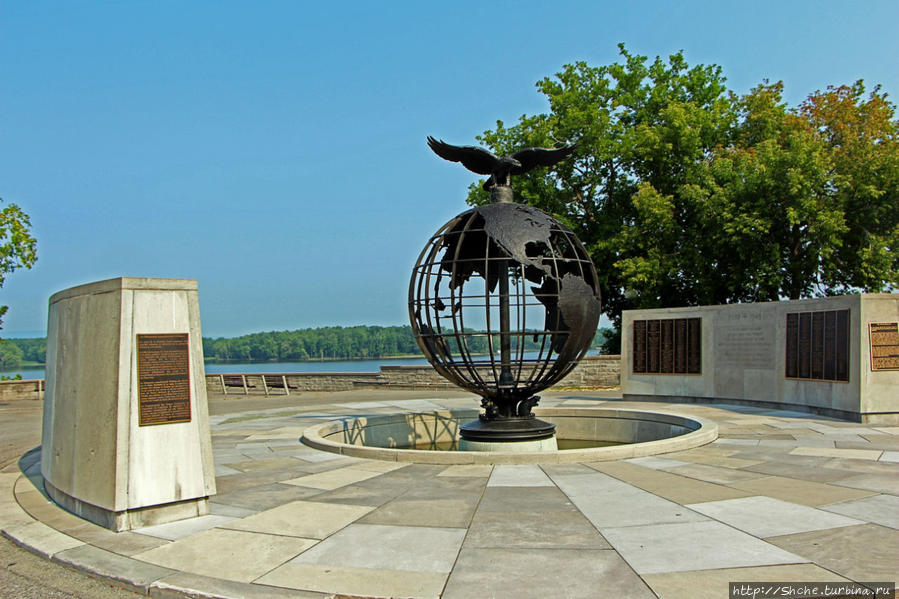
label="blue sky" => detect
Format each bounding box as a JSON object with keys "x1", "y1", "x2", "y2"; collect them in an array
[{"x1": 1, "y1": 1, "x2": 897, "y2": 338}]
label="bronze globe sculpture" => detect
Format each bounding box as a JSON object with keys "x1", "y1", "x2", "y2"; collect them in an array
[{"x1": 409, "y1": 137, "x2": 601, "y2": 447}]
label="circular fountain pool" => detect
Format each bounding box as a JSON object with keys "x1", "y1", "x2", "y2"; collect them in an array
[{"x1": 301, "y1": 407, "x2": 717, "y2": 465}]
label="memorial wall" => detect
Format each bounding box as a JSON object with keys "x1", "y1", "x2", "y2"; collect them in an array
[{"x1": 620, "y1": 294, "x2": 899, "y2": 424}]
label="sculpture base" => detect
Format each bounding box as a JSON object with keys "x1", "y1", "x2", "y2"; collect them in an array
[
  {"x1": 45, "y1": 478, "x2": 210, "y2": 532},
  {"x1": 459, "y1": 415, "x2": 556, "y2": 443},
  {"x1": 458, "y1": 435, "x2": 558, "y2": 453}
]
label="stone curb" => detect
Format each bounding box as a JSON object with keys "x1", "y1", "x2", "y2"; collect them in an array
[
  {"x1": 301, "y1": 407, "x2": 718, "y2": 464},
  {"x1": 2, "y1": 471, "x2": 315, "y2": 599}
]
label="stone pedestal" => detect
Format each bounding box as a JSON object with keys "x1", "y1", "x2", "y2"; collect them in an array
[
  {"x1": 41, "y1": 277, "x2": 216, "y2": 531},
  {"x1": 458, "y1": 436, "x2": 558, "y2": 452}
]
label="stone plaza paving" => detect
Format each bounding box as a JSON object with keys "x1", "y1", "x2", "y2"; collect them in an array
[{"x1": 2, "y1": 390, "x2": 897, "y2": 598}]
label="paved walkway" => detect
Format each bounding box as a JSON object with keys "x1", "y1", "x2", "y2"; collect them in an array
[{"x1": 2, "y1": 391, "x2": 897, "y2": 598}]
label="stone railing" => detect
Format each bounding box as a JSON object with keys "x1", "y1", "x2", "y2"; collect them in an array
[
  {"x1": 0, "y1": 379, "x2": 45, "y2": 400},
  {"x1": 204, "y1": 355, "x2": 621, "y2": 396}
]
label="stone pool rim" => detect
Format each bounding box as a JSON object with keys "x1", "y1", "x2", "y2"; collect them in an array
[{"x1": 300, "y1": 406, "x2": 718, "y2": 465}]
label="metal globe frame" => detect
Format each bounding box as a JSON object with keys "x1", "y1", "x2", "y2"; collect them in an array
[{"x1": 409, "y1": 185, "x2": 601, "y2": 443}]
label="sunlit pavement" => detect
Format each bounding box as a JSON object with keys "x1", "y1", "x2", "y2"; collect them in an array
[{"x1": 2, "y1": 390, "x2": 897, "y2": 599}]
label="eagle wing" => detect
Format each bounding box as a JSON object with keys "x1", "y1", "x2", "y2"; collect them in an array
[
  {"x1": 509, "y1": 144, "x2": 577, "y2": 174},
  {"x1": 427, "y1": 136, "x2": 498, "y2": 176}
]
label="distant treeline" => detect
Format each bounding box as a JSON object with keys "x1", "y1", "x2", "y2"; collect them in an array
[
  {"x1": 0, "y1": 337, "x2": 44, "y2": 369},
  {"x1": 0, "y1": 325, "x2": 611, "y2": 368}
]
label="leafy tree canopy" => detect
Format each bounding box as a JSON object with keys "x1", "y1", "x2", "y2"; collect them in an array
[
  {"x1": 465, "y1": 45, "x2": 898, "y2": 351},
  {"x1": 0, "y1": 199, "x2": 37, "y2": 335}
]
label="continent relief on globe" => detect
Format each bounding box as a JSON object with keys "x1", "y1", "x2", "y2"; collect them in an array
[{"x1": 437, "y1": 203, "x2": 601, "y2": 365}]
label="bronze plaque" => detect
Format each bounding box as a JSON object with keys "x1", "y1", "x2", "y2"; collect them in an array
[
  {"x1": 823, "y1": 311, "x2": 836, "y2": 381},
  {"x1": 835, "y1": 309, "x2": 849, "y2": 381},
  {"x1": 811, "y1": 311, "x2": 825, "y2": 379},
  {"x1": 660, "y1": 319, "x2": 674, "y2": 373},
  {"x1": 633, "y1": 320, "x2": 647, "y2": 373},
  {"x1": 870, "y1": 322, "x2": 899, "y2": 371},
  {"x1": 647, "y1": 320, "x2": 661, "y2": 372},
  {"x1": 785, "y1": 313, "x2": 798, "y2": 378},
  {"x1": 785, "y1": 309, "x2": 849, "y2": 382},
  {"x1": 674, "y1": 318, "x2": 687, "y2": 372},
  {"x1": 137, "y1": 333, "x2": 192, "y2": 426},
  {"x1": 687, "y1": 318, "x2": 701, "y2": 373},
  {"x1": 632, "y1": 317, "x2": 701, "y2": 375}
]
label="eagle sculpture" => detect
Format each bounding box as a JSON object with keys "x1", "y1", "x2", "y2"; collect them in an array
[{"x1": 427, "y1": 136, "x2": 576, "y2": 190}]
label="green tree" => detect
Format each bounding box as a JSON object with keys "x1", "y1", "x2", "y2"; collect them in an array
[
  {"x1": 0, "y1": 200, "x2": 38, "y2": 332},
  {"x1": 0, "y1": 340, "x2": 23, "y2": 370},
  {"x1": 466, "y1": 46, "x2": 898, "y2": 351},
  {"x1": 800, "y1": 81, "x2": 899, "y2": 293}
]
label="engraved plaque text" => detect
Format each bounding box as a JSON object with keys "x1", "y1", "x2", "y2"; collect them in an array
[
  {"x1": 138, "y1": 333, "x2": 192, "y2": 426},
  {"x1": 870, "y1": 322, "x2": 899, "y2": 371}
]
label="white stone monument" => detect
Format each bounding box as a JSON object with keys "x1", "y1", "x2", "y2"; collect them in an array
[{"x1": 41, "y1": 277, "x2": 216, "y2": 531}]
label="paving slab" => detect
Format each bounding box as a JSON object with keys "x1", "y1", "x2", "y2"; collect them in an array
[
  {"x1": 822, "y1": 457, "x2": 899, "y2": 475},
  {"x1": 727, "y1": 475, "x2": 878, "y2": 506},
  {"x1": 226, "y1": 456, "x2": 314, "y2": 474},
  {"x1": 53, "y1": 544, "x2": 175, "y2": 594},
  {"x1": 465, "y1": 508, "x2": 610, "y2": 549},
  {"x1": 739, "y1": 461, "x2": 855, "y2": 483},
  {"x1": 213, "y1": 481, "x2": 324, "y2": 510},
  {"x1": 767, "y1": 524, "x2": 899, "y2": 581},
  {"x1": 713, "y1": 438, "x2": 759, "y2": 446},
  {"x1": 624, "y1": 456, "x2": 691, "y2": 469},
  {"x1": 300, "y1": 482, "x2": 407, "y2": 507},
  {"x1": 214, "y1": 469, "x2": 306, "y2": 494},
  {"x1": 293, "y1": 450, "x2": 350, "y2": 463},
  {"x1": 65, "y1": 523, "x2": 170, "y2": 556},
  {"x1": 822, "y1": 494, "x2": 899, "y2": 529},
  {"x1": 789, "y1": 446, "x2": 883, "y2": 460},
  {"x1": 642, "y1": 563, "x2": 853, "y2": 599},
  {"x1": 442, "y1": 547, "x2": 655, "y2": 599},
  {"x1": 281, "y1": 466, "x2": 386, "y2": 490},
  {"x1": 285, "y1": 523, "x2": 466, "y2": 573},
  {"x1": 539, "y1": 462, "x2": 599, "y2": 476},
  {"x1": 214, "y1": 464, "x2": 243, "y2": 476},
  {"x1": 207, "y1": 501, "x2": 258, "y2": 518},
  {"x1": 359, "y1": 497, "x2": 477, "y2": 528},
  {"x1": 589, "y1": 461, "x2": 751, "y2": 504},
  {"x1": 686, "y1": 496, "x2": 864, "y2": 537},
  {"x1": 223, "y1": 499, "x2": 373, "y2": 539},
  {"x1": 256, "y1": 562, "x2": 448, "y2": 599},
  {"x1": 600, "y1": 520, "x2": 806, "y2": 574},
  {"x1": 667, "y1": 452, "x2": 765, "y2": 469},
  {"x1": 476, "y1": 486, "x2": 579, "y2": 513},
  {"x1": 134, "y1": 528, "x2": 316, "y2": 583},
  {"x1": 550, "y1": 471, "x2": 708, "y2": 528},
  {"x1": 486, "y1": 465, "x2": 554, "y2": 487},
  {"x1": 666, "y1": 462, "x2": 769, "y2": 484},
  {"x1": 831, "y1": 473, "x2": 899, "y2": 495},
  {"x1": 135, "y1": 514, "x2": 236, "y2": 540},
  {"x1": 437, "y1": 465, "x2": 494, "y2": 477},
  {"x1": 351, "y1": 460, "x2": 409, "y2": 473},
  {"x1": 850, "y1": 436, "x2": 899, "y2": 450}
]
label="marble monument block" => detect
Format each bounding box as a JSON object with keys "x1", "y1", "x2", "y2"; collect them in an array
[{"x1": 41, "y1": 277, "x2": 216, "y2": 531}]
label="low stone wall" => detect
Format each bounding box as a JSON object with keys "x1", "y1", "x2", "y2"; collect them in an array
[
  {"x1": 0, "y1": 356, "x2": 621, "y2": 399},
  {"x1": 204, "y1": 355, "x2": 621, "y2": 395},
  {"x1": 0, "y1": 379, "x2": 44, "y2": 400}
]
